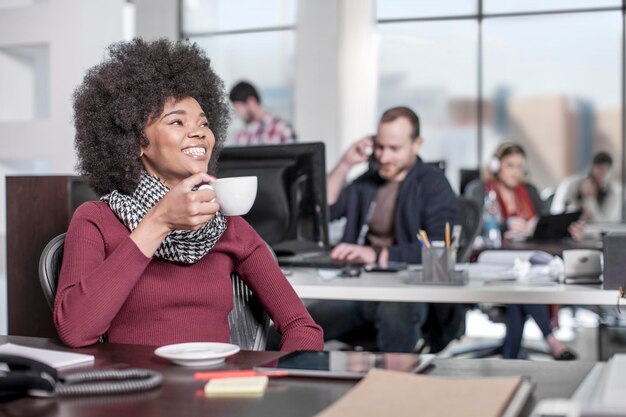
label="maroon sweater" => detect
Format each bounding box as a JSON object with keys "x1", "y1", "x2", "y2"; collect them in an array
[{"x1": 54, "y1": 201, "x2": 323, "y2": 351}]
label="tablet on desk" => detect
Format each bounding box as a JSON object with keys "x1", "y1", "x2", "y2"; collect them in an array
[
  {"x1": 531, "y1": 211, "x2": 583, "y2": 241},
  {"x1": 254, "y1": 351, "x2": 435, "y2": 379}
]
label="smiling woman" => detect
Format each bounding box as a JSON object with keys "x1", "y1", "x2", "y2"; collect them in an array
[
  {"x1": 54, "y1": 38, "x2": 323, "y2": 352},
  {"x1": 141, "y1": 97, "x2": 216, "y2": 188},
  {"x1": 73, "y1": 39, "x2": 229, "y2": 196}
]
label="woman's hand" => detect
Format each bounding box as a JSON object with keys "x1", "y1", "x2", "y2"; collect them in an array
[
  {"x1": 130, "y1": 172, "x2": 221, "y2": 257},
  {"x1": 568, "y1": 219, "x2": 586, "y2": 242},
  {"x1": 504, "y1": 216, "x2": 537, "y2": 240},
  {"x1": 152, "y1": 173, "x2": 220, "y2": 231}
]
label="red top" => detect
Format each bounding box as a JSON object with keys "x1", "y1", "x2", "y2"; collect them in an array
[
  {"x1": 54, "y1": 201, "x2": 323, "y2": 351},
  {"x1": 485, "y1": 180, "x2": 537, "y2": 221}
]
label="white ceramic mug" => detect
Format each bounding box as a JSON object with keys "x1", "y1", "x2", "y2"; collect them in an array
[{"x1": 211, "y1": 176, "x2": 257, "y2": 216}]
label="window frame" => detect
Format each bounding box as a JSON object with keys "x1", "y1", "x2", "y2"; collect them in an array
[{"x1": 377, "y1": 1, "x2": 626, "y2": 219}]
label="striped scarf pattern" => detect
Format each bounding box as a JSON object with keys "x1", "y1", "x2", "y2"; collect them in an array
[{"x1": 101, "y1": 172, "x2": 227, "y2": 264}]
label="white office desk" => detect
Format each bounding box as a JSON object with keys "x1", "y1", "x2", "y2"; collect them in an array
[{"x1": 286, "y1": 267, "x2": 620, "y2": 305}]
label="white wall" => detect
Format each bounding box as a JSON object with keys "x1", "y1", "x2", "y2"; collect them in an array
[
  {"x1": 336, "y1": 0, "x2": 377, "y2": 162},
  {"x1": 0, "y1": 0, "x2": 127, "y2": 334},
  {"x1": 294, "y1": 0, "x2": 340, "y2": 165},
  {"x1": 0, "y1": 47, "x2": 37, "y2": 121},
  {"x1": 295, "y1": 0, "x2": 377, "y2": 170},
  {"x1": 134, "y1": 0, "x2": 178, "y2": 41},
  {"x1": 0, "y1": 0, "x2": 126, "y2": 174}
]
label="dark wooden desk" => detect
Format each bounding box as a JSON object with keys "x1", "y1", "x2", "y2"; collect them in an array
[{"x1": 0, "y1": 335, "x2": 595, "y2": 417}]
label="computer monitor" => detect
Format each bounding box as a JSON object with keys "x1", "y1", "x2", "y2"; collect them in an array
[
  {"x1": 460, "y1": 168, "x2": 480, "y2": 195},
  {"x1": 215, "y1": 142, "x2": 329, "y2": 253}
]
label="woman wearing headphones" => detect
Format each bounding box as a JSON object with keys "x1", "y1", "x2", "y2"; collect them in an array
[
  {"x1": 476, "y1": 143, "x2": 577, "y2": 360},
  {"x1": 484, "y1": 143, "x2": 541, "y2": 240}
]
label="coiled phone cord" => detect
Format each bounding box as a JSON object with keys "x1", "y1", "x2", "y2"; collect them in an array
[{"x1": 54, "y1": 368, "x2": 162, "y2": 396}]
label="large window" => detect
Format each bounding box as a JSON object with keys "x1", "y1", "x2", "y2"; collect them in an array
[
  {"x1": 483, "y1": 12, "x2": 621, "y2": 191},
  {"x1": 377, "y1": 0, "x2": 476, "y2": 18},
  {"x1": 378, "y1": 21, "x2": 478, "y2": 193},
  {"x1": 377, "y1": 1, "x2": 624, "y2": 219},
  {"x1": 181, "y1": 0, "x2": 296, "y2": 143},
  {"x1": 483, "y1": 0, "x2": 620, "y2": 14}
]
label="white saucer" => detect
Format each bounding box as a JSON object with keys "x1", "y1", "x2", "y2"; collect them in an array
[{"x1": 154, "y1": 342, "x2": 240, "y2": 367}]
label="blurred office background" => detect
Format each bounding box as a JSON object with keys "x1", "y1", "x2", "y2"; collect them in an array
[{"x1": 0, "y1": 0, "x2": 624, "y2": 334}]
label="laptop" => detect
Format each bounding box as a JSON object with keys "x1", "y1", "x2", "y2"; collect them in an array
[
  {"x1": 254, "y1": 351, "x2": 435, "y2": 379},
  {"x1": 531, "y1": 211, "x2": 583, "y2": 241}
]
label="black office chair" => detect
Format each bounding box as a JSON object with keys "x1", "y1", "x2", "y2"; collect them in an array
[
  {"x1": 457, "y1": 197, "x2": 482, "y2": 263},
  {"x1": 459, "y1": 169, "x2": 480, "y2": 196},
  {"x1": 38, "y1": 233, "x2": 271, "y2": 350},
  {"x1": 38, "y1": 233, "x2": 65, "y2": 311},
  {"x1": 228, "y1": 273, "x2": 271, "y2": 351}
]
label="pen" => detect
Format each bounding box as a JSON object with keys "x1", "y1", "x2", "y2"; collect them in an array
[
  {"x1": 416, "y1": 233, "x2": 425, "y2": 248},
  {"x1": 445, "y1": 222, "x2": 450, "y2": 248},
  {"x1": 419, "y1": 230, "x2": 431, "y2": 248},
  {"x1": 451, "y1": 225, "x2": 462, "y2": 249},
  {"x1": 194, "y1": 370, "x2": 288, "y2": 380}
]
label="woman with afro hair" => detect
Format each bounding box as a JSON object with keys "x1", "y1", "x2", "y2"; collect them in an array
[{"x1": 54, "y1": 38, "x2": 323, "y2": 351}]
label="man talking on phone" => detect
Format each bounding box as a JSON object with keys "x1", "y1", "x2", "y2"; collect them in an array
[{"x1": 308, "y1": 106, "x2": 462, "y2": 353}]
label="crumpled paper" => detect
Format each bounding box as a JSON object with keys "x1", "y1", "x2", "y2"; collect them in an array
[{"x1": 513, "y1": 257, "x2": 564, "y2": 283}]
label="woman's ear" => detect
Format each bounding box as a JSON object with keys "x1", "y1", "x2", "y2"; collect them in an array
[{"x1": 139, "y1": 134, "x2": 150, "y2": 158}]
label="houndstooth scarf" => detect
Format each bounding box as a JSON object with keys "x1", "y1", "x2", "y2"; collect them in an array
[{"x1": 101, "y1": 172, "x2": 227, "y2": 264}]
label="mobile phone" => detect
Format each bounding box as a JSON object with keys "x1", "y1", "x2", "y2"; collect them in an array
[{"x1": 365, "y1": 261, "x2": 408, "y2": 273}]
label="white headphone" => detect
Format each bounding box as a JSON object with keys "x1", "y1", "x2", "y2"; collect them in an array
[
  {"x1": 489, "y1": 143, "x2": 528, "y2": 175},
  {"x1": 488, "y1": 157, "x2": 501, "y2": 174}
]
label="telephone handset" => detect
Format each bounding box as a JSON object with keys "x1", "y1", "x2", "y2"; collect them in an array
[
  {"x1": 0, "y1": 354, "x2": 57, "y2": 401},
  {"x1": 367, "y1": 137, "x2": 378, "y2": 171},
  {"x1": 0, "y1": 354, "x2": 163, "y2": 401}
]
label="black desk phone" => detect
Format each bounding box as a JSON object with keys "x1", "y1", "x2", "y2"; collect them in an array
[
  {"x1": 0, "y1": 354, "x2": 163, "y2": 401},
  {"x1": 0, "y1": 354, "x2": 57, "y2": 401}
]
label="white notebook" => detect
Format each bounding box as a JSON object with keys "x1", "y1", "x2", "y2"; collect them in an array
[{"x1": 0, "y1": 343, "x2": 95, "y2": 370}]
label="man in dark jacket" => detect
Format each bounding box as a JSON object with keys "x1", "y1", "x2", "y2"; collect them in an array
[{"x1": 308, "y1": 106, "x2": 462, "y2": 352}]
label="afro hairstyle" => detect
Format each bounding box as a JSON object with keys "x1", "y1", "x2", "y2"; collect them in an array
[{"x1": 73, "y1": 38, "x2": 230, "y2": 196}]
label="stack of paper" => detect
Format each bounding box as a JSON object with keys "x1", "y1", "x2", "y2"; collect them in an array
[
  {"x1": 572, "y1": 354, "x2": 626, "y2": 416},
  {"x1": 314, "y1": 369, "x2": 532, "y2": 417},
  {"x1": 0, "y1": 343, "x2": 95, "y2": 370},
  {"x1": 470, "y1": 250, "x2": 559, "y2": 284}
]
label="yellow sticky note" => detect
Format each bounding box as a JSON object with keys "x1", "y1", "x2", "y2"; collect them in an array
[{"x1": 204, "y1": 376, "x2": 269, "y2": 397}]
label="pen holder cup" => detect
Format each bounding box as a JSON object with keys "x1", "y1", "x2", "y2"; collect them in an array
[{"x1": 421, "y1": 247, "x2": 456, "y2": 283}]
